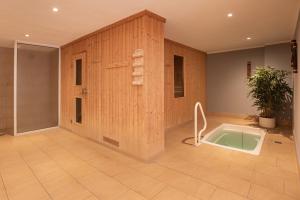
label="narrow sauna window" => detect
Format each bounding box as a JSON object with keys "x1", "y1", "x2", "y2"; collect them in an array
[
  {"x1": 75, "y1": 59, "x2": 82, "y2": 85},
  {"x1": 174, "y1": 55, "x2": 184, "y2": 98},
  {"x1": 75, "y1": 98, "x2": 82, "y2": 123}
]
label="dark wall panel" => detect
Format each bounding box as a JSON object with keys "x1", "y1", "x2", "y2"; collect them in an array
[
  {"x1": 17, "y1": 44, "x2": 58, "y2": 133},
  {"x1": 0, "y1": 47, "x2": 14, "y2": 134}
]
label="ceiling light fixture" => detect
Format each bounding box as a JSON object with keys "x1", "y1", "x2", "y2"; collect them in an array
[
  {"x1": 246, "y1": 37, "x2": 252, "y2": 40},
  {"x1": 25, "y1": 34, "x2": 30, "y2": 37},
  {"x1": 52, "y1": 7, "x2": 59, "y2": 12},
  {"x1": 227, "y1": 13, "x2": 233, "y2": 18}
]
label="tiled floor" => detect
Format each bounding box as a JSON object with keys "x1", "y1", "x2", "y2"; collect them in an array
[{"x1": 0, "y1": 116, "x2": 299, "y2": 200}]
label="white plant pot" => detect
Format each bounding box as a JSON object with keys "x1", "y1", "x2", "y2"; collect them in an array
[{"x1": 259, "y1": 117, "x2": 276, "y2": 129}]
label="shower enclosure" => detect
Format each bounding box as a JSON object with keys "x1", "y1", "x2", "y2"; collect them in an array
[{"x1": 14, "y1": 41, "x2": 59, "y2": 134}]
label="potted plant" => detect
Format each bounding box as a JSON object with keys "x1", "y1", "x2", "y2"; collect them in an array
[{"x1": 248, "y1": 66, "x2": 292, "y2": 128}]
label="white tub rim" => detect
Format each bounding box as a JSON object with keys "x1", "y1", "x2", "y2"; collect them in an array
[{"x1": 201, "y1": 123, "x2": 266, "y2": 155}]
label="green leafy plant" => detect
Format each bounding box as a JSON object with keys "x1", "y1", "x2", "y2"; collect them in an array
[{"x1": 248, "y1": 66, "x2": 293, "y2": 118}]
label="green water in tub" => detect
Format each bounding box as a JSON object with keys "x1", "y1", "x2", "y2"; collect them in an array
[{"x1": 207, "y1": 130, "x2": 260, "y2": 150}]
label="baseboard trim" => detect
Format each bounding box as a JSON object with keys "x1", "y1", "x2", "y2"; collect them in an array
[
  {"x1": 165, "y1": 120, "x2": 193, "y2": 132},
  {"x1": 16, "y1": 126, "x2": 59, "y2": 136},
  {"x1": 206, "y1": 112, "x2": 255, "y2": 119}
]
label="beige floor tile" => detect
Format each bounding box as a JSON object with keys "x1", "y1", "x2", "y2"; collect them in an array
[
  {"x1": 284, "y1": 179, "x2": 300, "y2": 199},
  {"x1": 130, "y1": 163, "x2": 167, "y2": 178},
  {"x1": 193, "y1": 168, "x2": 251, "y2": 197},
  {"x1": 228, "y1": 164, "x2": 254, "y2": 181},
  {"x1": 192, "y1": 164, "x2": 216, "y2": 179},
  {"x1": 59, "y1": 160, "x2": 99, "y2": 179},
  {"x1": 32, "y1": 165, "x2": 92, "y2": 200},
  {"x1": 212, "y1": 173, "x2": 251, "y2": 196},
  {"x1": 84, "y1": 196, "x2": 99, "y2": 200},
  {"x1": 195, "y1": 156, "x2": 231, "y2": 173},
  {"x1": 251, "y1": 172, "x2": 284, "y2": 193},
  {"x1": 157, "y1": 169, "x2": 215, "y2": 199},
  {"x1": 157, "y1": 155, "x2": 199, "y2": 176},
  {"x1": 0, "y1": 175, "x2": 8, "y2": 200},
  {"x1": 229, "y1": 152, "x2": 256, "y2": 171},
  {"x1": 153, "y1": 187, "x2": 199, "y2": 200},
  {"x1": 0, "y1": 116, "x2": 298, "y2": 200},
  {"x1": 88, "y1": 157, "x2": 129, "y2": 176},
  {"x1": 0, "y1": 152, "x2": 25, "y2": 170},
  {"x1": 46, "y1": 181, "x2": 92, "y2": 200},
  {"x1": 39, "y1": 149, "x2": 99, "y2": 179},
  {"x1": 277, "y1": 158, "x2": 299, "y2": 174},
  {"x1": 248, "y1": 184, "x2": 295, "y2": 200},
  {"x1": 2, "y1": 167, "x2": 51, "y2": 200},
  {"x1": 254, "y1": 162, "x2": 286, "y2": 178},
  {"x1": 32, "y1": 161, "x2": 69, "y2": 180},
  {"x1": 114, "y1": 169, "x2": 166, "y2": 199},
  {"x1": 268, "y1": 142, "x2": 295, "y2": 155},
  {"x1": 276, "y1": 153, "x2": 298, "y2": 163},
  {"x1": 79, "y1": 172, "x2": 128, "y2": 200},
  {"x1": 254, "y1": 155, "x2": 277, "y2": 167},
  {"x1": 18, "y1": 147, "x2": 93, "y2": 200},
  {"x1": 115, "y1": 190, "x2": 147, "y2": 200},
  {"x1": 280, "y1": 170, "x2": 300, "y2": 182},
  {"x1": 210, "y1": 188, "x2": 249, "y2": 200}
]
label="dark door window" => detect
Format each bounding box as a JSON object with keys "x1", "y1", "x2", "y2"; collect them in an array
[{"x1": 174, "y1": 55, "x2": 184, "y2": 98}]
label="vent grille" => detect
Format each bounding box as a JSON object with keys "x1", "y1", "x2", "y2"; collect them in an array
[{"x1": 103, "y1": 136, "x2": 119, "y2": 147}]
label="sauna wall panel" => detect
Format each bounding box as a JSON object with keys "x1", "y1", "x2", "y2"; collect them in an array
[
  {"x1": 143, "y1": 16, "x2": 165, "y2": 157},
  {"x1": 60, "y1": 11, "x2": 165, "y2": 160},
  {"x1": 164, "y1": 39, "x2": 206, "y2": 129}
]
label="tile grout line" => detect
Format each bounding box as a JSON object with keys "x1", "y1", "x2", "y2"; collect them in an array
[
  {"x1": 45, "y1": 133, "x2": 170, "y2": 200},
  {"x1": 46, "y1": 131, "x2": 248, "y2": 200},
  {"x1": 148, "y1": 185, "x2": 195, "y2": 200},
  {"x1": 282, "y1": 180, "x2": 298, "y2": 200},
  {"x1": 25, "y1": 135, "x2": 102, "y2": 200},
  {"x1": 26, "y1": 130, "x2": 294, "y2": 200},
  {"x1": 207, "y1": 186, "x2": 218, "y2": 200},
  {"x1": 0, "y1": 172, "x2": 9, "y2": 200},
  {"x1": 28, "y1": 134, "x2": 138, "y2": 200},
  {"x1": 15, "y1": 147, "x2": 54, "y2": 200},
  {"x1": 246, "y1": 183, "x2": 254, "y2": 199},
  {"x1": 44, "y1": 133, "x2": 274, "y2": 199},
  {"x1": 153, "y1": 160, "x2": 251, "y2": 199},
  {"x1": 42, "y1": 133, "x2": 171, "y2": 199}
]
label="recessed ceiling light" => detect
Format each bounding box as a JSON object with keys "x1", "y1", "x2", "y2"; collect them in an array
[
  {"x1": 52, "y1": 7, "x2": 59, "y2": 12},
  {"x1": 246, "y1": 37, "x2": 252, "y2": 40},
  {"x1": 25, "y1": 34, "x2": 30, "y2": 37},
  {"x1": 227, "y1": 13, "x2": 233, "y2": 18}
]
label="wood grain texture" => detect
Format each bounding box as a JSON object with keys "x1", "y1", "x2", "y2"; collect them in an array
[
  {"x1": 61, "y1": 11, "x2": 165, "y2": 160},
  {"x1": 62, "y1": 10, "x2": 166, "y2": 48},
  {"x1": 164, "y1": 39, "x2": 206, "y2": 129}
]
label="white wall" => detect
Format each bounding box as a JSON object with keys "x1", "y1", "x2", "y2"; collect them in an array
[
  {"x1": 206, "y1": 44, "x2": 292, "y2": 116},
  {"x1": 265, "y1": 43, "x2": 293, "y2": 86},
  {"x1": 206, "y1": 48, "x2": 264, "y2": 115}
]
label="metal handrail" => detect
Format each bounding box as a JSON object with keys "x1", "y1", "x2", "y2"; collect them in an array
[{"x1": 194, "y1": 102, "x2": 207, "y2": 146}]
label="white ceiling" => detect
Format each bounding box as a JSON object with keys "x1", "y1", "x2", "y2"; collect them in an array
[{"x1": 0, "y1": 0, "x2": 299, "y2": 53}]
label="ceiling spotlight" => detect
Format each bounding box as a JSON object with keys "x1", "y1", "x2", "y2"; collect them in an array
[
  {"x1": 246, "y1": 37, "x2": 252, "y2": 40},
  {"x1": 227, "y1": 13, "x2": 233, "y2": 18},
  {"x1": 52, "y1": 7, "x2": 59, "y2": 12},
  {"x1": 25, "y1": 34, "x2": 30, "y2": 37}
]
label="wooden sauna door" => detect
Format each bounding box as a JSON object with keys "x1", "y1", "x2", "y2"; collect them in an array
[{"x1": 71, "y1": 52, "x2": 87, "y2": 134}]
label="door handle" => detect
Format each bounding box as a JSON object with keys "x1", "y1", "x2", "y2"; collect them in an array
[{"x1": 81, "y1": 88, "x2": 88, "y2": 95}]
